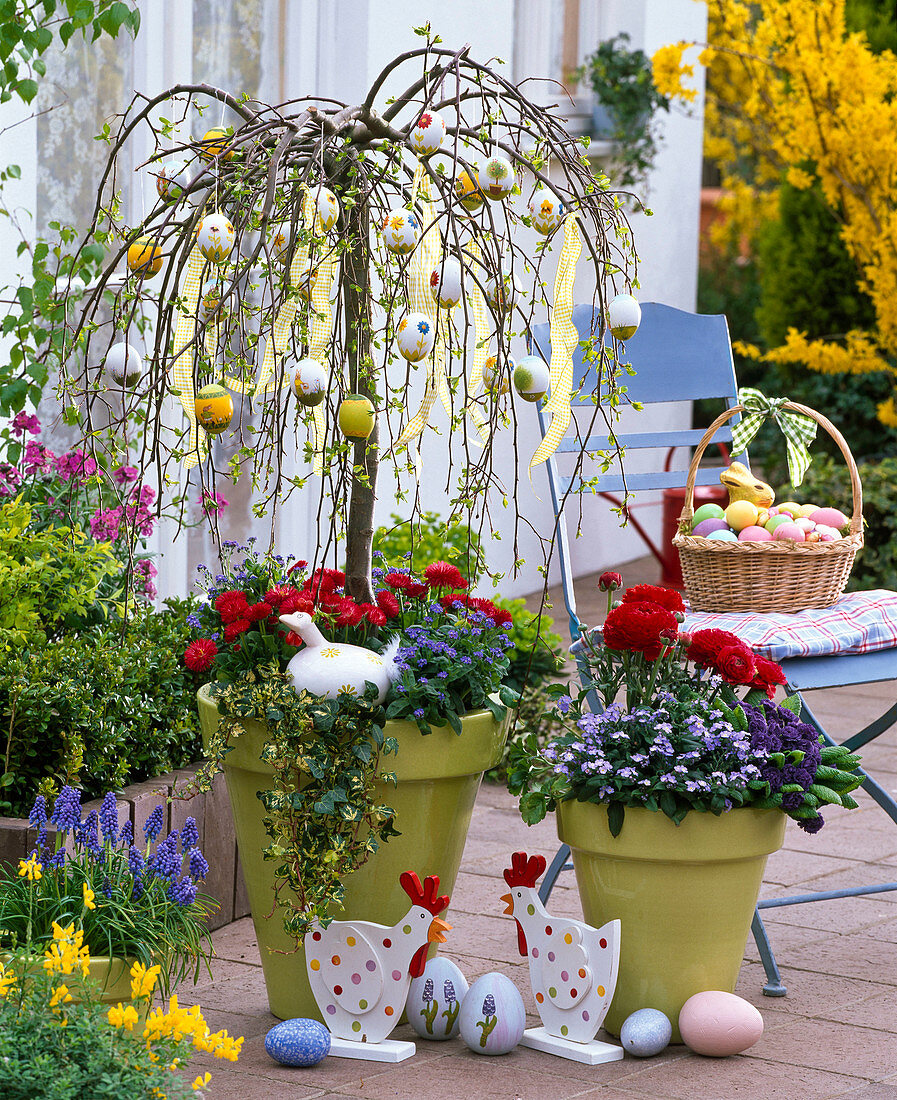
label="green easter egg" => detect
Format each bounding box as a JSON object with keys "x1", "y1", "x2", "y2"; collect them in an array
[
  {"x1": 765, "y1": 514, "x2": 793, "y2": 533},
  {"x1": 691, "y1": 503, "x2": 726, "y2": 529}
]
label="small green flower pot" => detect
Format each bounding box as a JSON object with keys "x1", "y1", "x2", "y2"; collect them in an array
[{"x1": 197, "y1": 684, "x2": 510, "y2": 1021}]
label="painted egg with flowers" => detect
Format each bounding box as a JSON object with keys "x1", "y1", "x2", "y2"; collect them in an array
[
  {"x1": 411, "y1": 110, "x2": 447, "y2": 157},
  {"x1": 315, "y1": 186, "x2": 340, "y2": 231},
  {"x1": 381, "y1": 207, "x2": 421, "y2": 256},
  {"x1": 194, "y1": 383, "x2": 234, "y2": 435},
  {"x1": 482, "y1": 354, "x2": 514, "y2": 395},
  {"x1": 127, "y1": 236, "x2": 163, "y2": 278},
  {"x1": 455, "y1": 168, "x2": 484, "y2": 212},
  {"x1": 481, "y1": 155, "x2": 516, "y2": 201},
  {"x1": 200, "y1": 280, "x2": 222, "y2": 321},
  {"x1": 458, "y1": 972, "x2": 525, "y2": 1056},
  {"x1": 430, "y1": 258, "x2": 463, "y2": 308},
  {"x1": 196, "y1": 213, "x2": 236, "y2": 264},
  {"x1": 528, "y1": 191, "x2": 564, "y2": 235},
  {"x1": 407, "y1": 957, "x2": 469, "y2": 1041},
  {"x1": 486, "y1": 268, "x2": 522, "y2": 313},
  {"x1": 292, "y1": 357, "x2": 327, "y2": 406},
  {"x1": 396, "y1": 312, "x2": 436, "y2": 362},
  {"x1": 268, "y1": 224, "x2": 292, "y2": 263},
  {"x1": 154, "y1": 159, "x2": 191, "y2": 204}
]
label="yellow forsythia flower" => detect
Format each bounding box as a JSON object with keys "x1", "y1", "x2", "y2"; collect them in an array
[
  {"x1": 651, "y1": 42, "x2": 699, "y2": 101},
  {"x1": 130, "y1": 959, "x2": 162, "y2": 1001},
  {"x1": 107, "y1": 1002, "x2": 139, "y2": 1031},
  {"x1": 192, "y1": 1073, "x2": 212, "y2": 1090},
  {"x1": 82, "y1": 884, "x2": 96, "y2": 910},
  {"x1": 17, "y1": 856, "x2": 42, "y2": 881}
]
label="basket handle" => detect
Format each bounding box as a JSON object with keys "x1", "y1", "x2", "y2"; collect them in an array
[{"x1": 677, "y1": 401, "x2": 863, "y2": 534}]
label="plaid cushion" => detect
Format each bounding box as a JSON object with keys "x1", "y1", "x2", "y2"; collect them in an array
[{"x1": 681, "y1": 591, "x2": 897, "y2": 661}]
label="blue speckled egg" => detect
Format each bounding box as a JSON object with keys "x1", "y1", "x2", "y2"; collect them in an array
[
  {"x1": 264, "y1": 1018, "x2": 330, "y2": 1067},
  {"x1": 458, "y1": 972, "x2": 525, "y2": 1055},
  {"x1": 620, "y1": 1008, "x2": 672, "y2": 1057},
  {"x1": 406, "y1": 956, "x2": 469, "y2": 1040}
]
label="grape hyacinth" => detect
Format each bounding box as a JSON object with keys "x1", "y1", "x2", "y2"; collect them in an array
[
  {"x1": 143, "y1": 805, "x2": 165, "y2": 842},
  {"x1": 99, "y1": 792, "x2": 119, "y2": 844},
  {"x1": 181, "y1": 817, "x2": 199, "y2": 851},
  {"x1": 50, "y1": 786, "x2": 83, "y2": 833}
]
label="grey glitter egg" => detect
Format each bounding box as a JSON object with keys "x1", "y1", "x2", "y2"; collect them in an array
[
  {"x1": 265, "y1": 1017, "x2": 331, "y2": 1066},
  {"x1": 620, "y1": 1008, "x2": 672, "y2": 1057}
]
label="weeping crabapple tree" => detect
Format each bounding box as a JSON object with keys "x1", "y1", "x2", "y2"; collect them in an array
[{"x1": 62, "y1": 29, "x2": 642, "y2": 598}]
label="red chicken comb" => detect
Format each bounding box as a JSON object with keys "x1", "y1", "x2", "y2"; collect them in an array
[
  {"x1": 400, "y1": 871, "x2": 450, "y2": 915},
  {"x1": 503, "y1": 851, "x2": 546, "y2": 888}
]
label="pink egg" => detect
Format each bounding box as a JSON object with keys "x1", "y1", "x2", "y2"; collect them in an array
[
  {"x1": 737, "y1": 525, "x2": 773, "y2": 542},
  {"x1": 814, "y1": 524, "x2": 841, "y2": 539},
  {"x1": 678, "y1": 990, "x2": 763, "y2": 1057},
  {"x1": 772, "y1": 522, "x2": 806, "y2": 542},
  {"x1": 794, "y1": 517, "x2": 816, "y2": 533},
  {"x1": 693, "y1": 518, "x2": 730, "y2": 538},
  {"x1": 766, "y1": 506, "x2": 780, "y2": 516},
  {"x1": 809, "y1": 507, "x2": 849, "y2": 531}
]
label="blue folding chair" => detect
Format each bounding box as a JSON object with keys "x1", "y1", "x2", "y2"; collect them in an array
[{"x1": 531, "y1": 301, "x2": 897, "y2": 996}]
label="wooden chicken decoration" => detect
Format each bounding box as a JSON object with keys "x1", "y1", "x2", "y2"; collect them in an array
[
  {"x1": 306, "y1": 871, "x2": 452, "y2": 1062},
  {"x1": 502, "y1": 852, "x2": 623, "y2": 1065},
  {"x1": 719, "y1": 461, "x2": 775, "y2": 508}
]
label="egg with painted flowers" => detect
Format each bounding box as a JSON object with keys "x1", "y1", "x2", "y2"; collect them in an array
[
  {"x1": 528, "y1": 192, "x2": 564, "y2": 235},
  {"x1": 406, "y1": 956, "x2": 469, "y2": 1041},
  {"x1": 200, "y1": 280, "x2": 223, "y2": 321},
  {"x1": 430, "y1": 258, "x2": 463, "y2": 308},
  {"x1": 486, "y1": 268, "x2": 522, "y2": 313},
  {"x1": 292, "y1": 357, "x2": 327, "y2": 407},
  {"x1": 154, "y1": 159, "x2": 191, "y2": 204},
  {"x1": 194, "y1": 383, "x2": 234, "y2": 435},
  {"x1": 481, "y1": 155, "x2": 515, "y2": 201},
  {"x1": 396, "y1": 312, "x2": 436, "y2": 362},
  {"x1": 411, "y1": 110, "x2": 447, "y2": 157},
  {"x1": 512, "y1": 355, "x2": 549, "y2": 402},
  {"x1": 482, "y1": 354, "x2": 514, "y2": 395},
  {"x1": 381, "y1": 207, "x2": 421, "y2": 255},
  {"x1": 458, "y1": 972, "x2": 525, "y2": 1055},
  {"x1": 196, "y1": 213, "x2": 236, "y2": 264},
  {"x1": 313, "y1": 185, "x2": 340, "y2": 231}
]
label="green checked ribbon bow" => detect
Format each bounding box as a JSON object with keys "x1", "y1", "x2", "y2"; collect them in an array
[{"x1": 731, "y1": 388, "x2": 817, "y2": 487}]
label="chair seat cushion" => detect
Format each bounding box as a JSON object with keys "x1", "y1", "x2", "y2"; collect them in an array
[{"x1": 681, "y1": 590, "x2": 897, "y2": 661}]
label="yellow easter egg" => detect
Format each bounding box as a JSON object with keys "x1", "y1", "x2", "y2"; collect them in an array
[
  {"x1": 199, "y1": 127, "x2": 234, "y2": 161},
  {"x1": 127, "y1": 236, "x2": 163, "y2": 277},
  {"x1": 338, "y1": 394, "x2": 375, "y2": 439},
  {"x1": 725, "y1": 499, "x2": 760, "y2": 532},
  {"x1": 455, "y1": 168, "x2": 483, "y2": 212},
  {"x1": 194, "y1": 383, "x2": 234, "y2": 435},
  {"x1": 777, "y1": 501, "x2": 802, "y2": 517}
]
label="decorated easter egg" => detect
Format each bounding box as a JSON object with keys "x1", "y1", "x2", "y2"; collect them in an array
[
  {"x1": 608, "y1": 294, "x2": 641, "y2": 340},
  {"x1": 338, "y1": 394, "x2": 375, "y2": 439},
  {"x1": 268, "y1": 224, "x2": 292, "y2": 262},
  {"x1": 738, "y1": 525, "x2": 773, "y2": 542},
  {"x1": 314, "y1": 185, "x2": 340, "y2": 231},
  {"x1": 292, "y1": 358, "x2": 327, "y2": 406},
  {"x1": 724, "y1": 499, "x2": 760, "y2": 532},
  {"x1": 772, "y1": 521, "x2": 806, "y2": 542},
  {"x1": 765, "y1": 513, "x2": 793, "y2": 533},
  {"x1": 127, "y1": 236, "x2": 163, "y2": 278},
  {"x1": 707, "y1": 529, "x2": 738, "y2": 541},
  {"x1": 194, "y1": 383, "x2": 234, "y2": 435},
  {"x1": 199, "y1": 126, "x2": 233, "y2": 160},
  {"x1": 455, "y1": 168, "x2": 484, "y2": 212},
  {"x1": 105, "y1": 342, "x2": 143, "y2": 386},
  {"x1": 486, "y1": 268, "x2": 521, "y2": 313},
  {"x1": 196, "y1": 213, "x2": 236, "y2": 263},
  {"x1": 265, "y1": 1018, "x2": 330, "y2": 1067},
  {"x1": 794, "y1": 517, "x2": 816, "y2": 533},
  {"x1": 480, "y1": 155, "x2": 515, "y2": 201},
  {"x1": 691, "y1": 502, "x2": 726, "y2": 527},
  {"x1": 513, "y1": 355, "x2": 550, "y2": 402},
  {"x1": 200, "y1": 280, "x2": 222, "y2": 321},
  {"x1": 396, "y1": 312, "x2": 436, "y2": 362},
  {"x1": 814, "y1": 524, "x2": 842, "y2": 542},
  {"x1": 295, "y1": 262, "x2": 318, "y2": 302},
  {"x1": 809, "y1": 507, "x2": 849, "y2": 531},
  {"x1": 458, "y1": 972, "x2": 525, "y2": 1056},
  {"x1": 678, "y1": 991, "x2": 763, "y2": 1057},
  {"x1": 154, "y1": 159, "x2": 191, "y2": 203},
  {"x1": 777, "y1": 501, "x2": 802, "y2": 517},
  {"x1": 692, "y1": 518, "x2": 730, "y2": 538},
  {"x1": 482, "y1": 355, "x2": 513, "y2": 396},
  {"x1": 381, "y1": 207, "x2": 421, "y2": 255},
  {"x1": 406, "y1": 956, "x2": 469, "y2": 1041},
  {"x1": 411, "y1": 110, "x2": 447, "y2": 157},
  {"x1": 620, "y1": 1008, "x2": 672, "y2": 1057},
  {"x1": 528, "y1": 191, "x2": 564, "y2": 235},
  {"x1": 430, "y1": 258, "x2": 463, "y2": 308}
]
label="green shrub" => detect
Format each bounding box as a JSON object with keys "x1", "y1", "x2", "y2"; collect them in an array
[
  {"x1": 0, "y1": 600, "x2": 205, "y2": 816},
  {"x1": 486, "y1": 681, "x2": 570, "y2": 784},
  {"x1": 373, "y1": 511, "x2": 485, "y2": 582},
  {"x1": 492, "y1": 596, "x2": 565, "y2": 694},
  {"x1": 777, "y1": 455, "x2": 897, "y2": 590}
]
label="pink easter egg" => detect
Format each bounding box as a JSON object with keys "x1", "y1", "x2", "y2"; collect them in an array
[
  {"x1": 772, "y1": 522, "x2": 806, "y2": 542},
  {"x1": 809, "y1": 507, "x2": 849, "y2": 531},
  {"x1": 693, "y1": 518, "x2": 730, "y2": 538},
  {"x1": 794, "y1": 518, "x2": 816, "y2": 533},
  {"x1": 738, "y1": 525, "x2": 773, "y2": 542},
  {"x1": 766, "y1": 506, "x2": 780, "y2": 516},
  {"x1": 678, "y1": 990, "x2": 763, "y2": 1057},
  {"x1": 817, "y1": 530, "x2": 838, "y2": 542}
]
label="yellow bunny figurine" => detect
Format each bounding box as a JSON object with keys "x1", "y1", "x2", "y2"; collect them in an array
[{"x1": 719, "y1": 461, "x2": 775, "y2": 508}]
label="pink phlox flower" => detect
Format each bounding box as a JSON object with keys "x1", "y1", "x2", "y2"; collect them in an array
[
  {"x1": 89, "y1": 506, "x2": 123, "y2": 541},
  {"x1": 10, "y1": 411, "x2": 40, "y2": 437},
  {"x1": 124, "y1": 501, "x2": 155, "y2": 538},
  {"x1": 54, "y1": 449, "x2": 97, "y2": 483},
  {"x1": 0, "y1": 462, "x2": 21, "y2": 495},
  {"x1": 23, "y1": 440, "x2": 55, "y2": 473},
  {"x1": 112, "y1": 465, "x2": 139, "y2": 484},
  {"x1": 200, "y1": 490, "x2": 229, "y2": 515},
  {"x1": 133, "y1": 558, "x2": 158, "y2": 600},
  {"x1": 135, "y1": 559, "x2": 157, "y2": 578}
]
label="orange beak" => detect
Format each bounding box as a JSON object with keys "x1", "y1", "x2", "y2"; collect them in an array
[
  {"x1": 501, "y1": 892, "x2": 514, "y2": 915},
  {"x1": 427, "y1": 916, "x2": 452, "y2": 944}
]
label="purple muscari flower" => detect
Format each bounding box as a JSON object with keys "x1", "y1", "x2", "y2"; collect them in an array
[
  {"x1": 187, "y1": 847, "x2": 209, "y2": 882},
  {"x1": 28, "y1": 795, "x2": 47, "y2": 829},
  {"x1": 118, "y1": 820, "x2": 133, "y2": 847},
  {"x1": 132, "y1": 876, "x2": 145, "y2": 901},
  {"x1": 49, "y1": 847, "x2": 67, "y2": 869},
  {"x1": 75, "y1": 811, "x2": 101, "y2": 857},
  {"x1": 101, "y1": 877, "x2": 113, "y2": 898},
  {"x1": 99, "y1": 792, "x2": 119, "y2": 843},
  {"x1": 444, "y1": 980, "x2": 457, "y2": 1004},
  {"x1": 482, "y1": 994, "x2": 496, "y2": 1016},
  {"x1": 143, "y1": 805, "x2": 165, "y2": 842},
  {"x1": 423, "y1": 978, "x2": 434, "y2": 1001},
  {"x1": 798, "y1": 813, "x2": 825, "y2": 834},
  {"x1": 168, "y1": 876, "x2": 198, "y2": 906},
  {"x1": 181, "y1": 817, "x2": 199, "y2": 851},
  {"x1": 149, "y1": 834, "x2": 181, "y2": 879},
  {"x1": 128, "y1": 845, "x2": 145, "y2": 876},
  {"x1": 50, "y1": 787, "x2": 82, "y2": 833}
]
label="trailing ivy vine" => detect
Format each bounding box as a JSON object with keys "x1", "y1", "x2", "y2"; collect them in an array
[{"x1": 196, "y1": 664, "x2": 400, "y2": 944}]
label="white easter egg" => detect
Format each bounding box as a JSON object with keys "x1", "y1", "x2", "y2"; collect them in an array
[
  {"x1": 458, "y1": 972, "x2": 525, "y2": 1055},
  {"x1": 314, "y1": 185, "x2": 340, "y2": 231},
  {"x1": 381, "y1": 207, "x2": 421, "y2": 255},
  {"x1": 411, "y1": 110, "x2": 447, "y2": 157},
  {"x1": 528, "y1": 191, "x2": 564, "y2": 235},
  {"x1": 486, "y1": 268, "x2": 522, "y2": 313},
  {"x1": 406, "y1": 957, "x2": 469, "y2": 1041},
  {"x1": 430, "y1": 258, "x2": 463, "y2": 307},
  {"x1": 480, "y1": 155, "x2": 516, "y2": 201},
  {"x1": 513, "y1": 355, "x2": 550, "y2": 402},
  {"x1": 608, "y1": 293, "x2": 641, "y2": 340},
  {"x1": 154, "y1": 159, "x2": 191, "y2": 204},
  {"x1": 482, "y1": 354, "x2": 513, "y2": 396},
  {"x1": 196, "y1": 212, "x2": 236, "y2": 264},
  {"x1": 396, "y1": 312, "x2": 436, "y2": 362},
  {"x1": 292, "y1": 357, "x2": 327, "y2": 406},
  {"x1": 268, "y1": 224, "x2": 292, "y2": 262},
  {"x1": 104, "y1": 342, "x2": 143, "y2": 386}
]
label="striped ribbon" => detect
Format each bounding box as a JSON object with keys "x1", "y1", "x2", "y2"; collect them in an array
[
  {"x1": 530, "y1": 213, "x2": 582, "y2": 470},
  {"x1": 731, "y1": 387, "x2": 817, "y2": 487},
  {"x1": 170, "y1": 242, "x2": 206, "y2": 470}
]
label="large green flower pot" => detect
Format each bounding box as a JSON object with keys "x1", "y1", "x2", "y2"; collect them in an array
[
  {"x1": 197, "y1": 684, "x2": 509, "y2": 1021},
  {"x1": 557, "y1": 801, "x2": 785, "y2": 1042}
]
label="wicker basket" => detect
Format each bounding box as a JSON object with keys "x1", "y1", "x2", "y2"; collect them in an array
[{"x1": 673, "y1": 401, "x2": 863, "y2": 614}]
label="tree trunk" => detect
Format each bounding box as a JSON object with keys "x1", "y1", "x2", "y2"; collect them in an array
[{"x1": 342, "y1": 185, "x2": 377, "y2": 604}]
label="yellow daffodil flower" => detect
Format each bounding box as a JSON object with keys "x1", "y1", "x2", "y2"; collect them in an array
[
  {"x1": 82, "y1": 883, "x2": 96, "y2": 910},
  {"x1": 17, "y1": 855, "x2": 42, "y2": 881}
]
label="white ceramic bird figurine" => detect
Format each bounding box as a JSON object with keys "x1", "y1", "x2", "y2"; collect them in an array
[
  {"x1": 502, "y1": 852, "x2": 620, "y2": 1045},
  {"x1": 305, "y1": 871, "x2": 452, "y2": 1045},
  {"x1": 278, "y1": 611, "x2": 399, "y2": 703}
]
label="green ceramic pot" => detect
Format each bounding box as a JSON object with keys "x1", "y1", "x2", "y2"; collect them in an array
[
  {"x1": 197, "y1": 684, "x2": 510, "y2": 1021},
  {"x1": 557, "y1": 801, "x2": 785, "y2": 1042},
  {"x1": 3, "y1": 954, "x2": 134, "y2": 1004}
]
